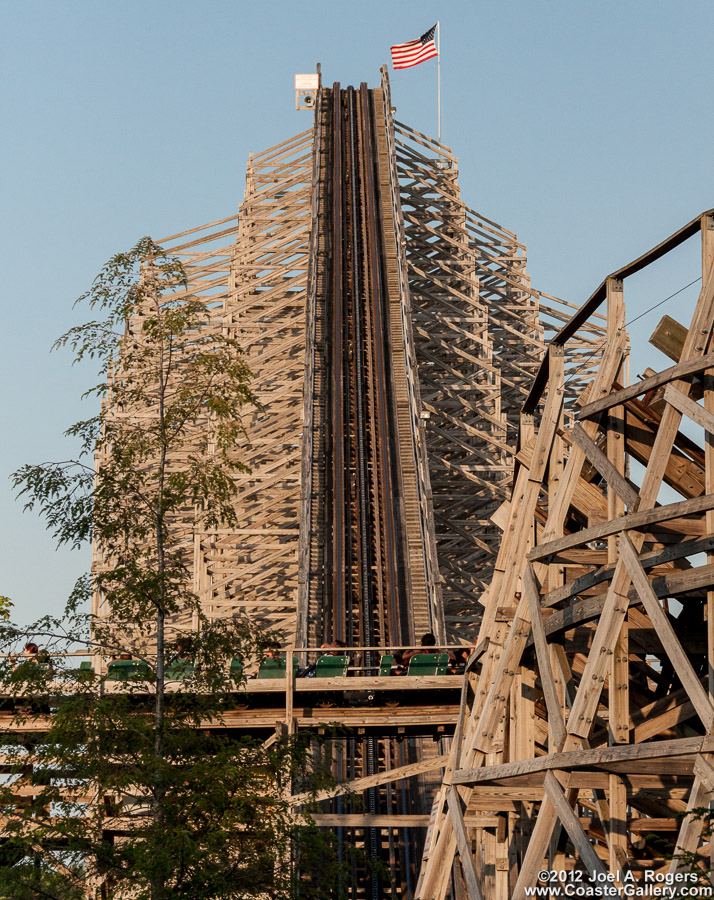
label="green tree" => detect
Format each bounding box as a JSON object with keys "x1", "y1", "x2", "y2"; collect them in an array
[{"x1": 0, "y1": 238, "x2": 340, "y2": 900}]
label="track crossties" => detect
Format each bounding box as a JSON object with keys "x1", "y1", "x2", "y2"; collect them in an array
[{"x1": 298, "y1": 82, "x2": 437, "y2": 654}]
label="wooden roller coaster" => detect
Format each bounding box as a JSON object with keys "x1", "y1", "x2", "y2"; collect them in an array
[{"x1": 6, "y1": 65, "x2": 713, "y2": 899}]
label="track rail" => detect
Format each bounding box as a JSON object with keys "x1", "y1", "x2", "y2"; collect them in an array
[{"x1": 320, "y1": 84, "x2": 410, "y2": 657}]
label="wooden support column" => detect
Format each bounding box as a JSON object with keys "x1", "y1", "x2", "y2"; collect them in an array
[
  {"x1": 448, "y1": 786, "x2": 484, "y2": 900},
  {"x1": 701, "y1": 212, "x2": 714, "y2": 881},
  {"x1": 510, "y1": 668, "x2": 535, "y2": 763},
  {"x1": 703, "y1": 215, "x2": 714, "y2": 708},
  {"x1": 285, "y1": 648, "x2": 295, "y2": 735},
  {"x1": 548, "y1": 372, "x2": 566, "y2": 600},
  {"x1": 543, "y1": 771, "x2": 608, "y2": 880},
  {"x1": 495, "y1": 813, "x2": 510, "y2": 900},
  {"x1": 524, "y1": 564, "x2": 566, "y2": 751},
  {"x1": 608, "y1": 774, "x2": 628, "y2": 878},
  {"x1": 606, "y1": 278, "x2": 629, "y2": 754}
]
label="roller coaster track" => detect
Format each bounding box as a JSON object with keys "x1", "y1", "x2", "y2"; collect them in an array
[
  {"x1": 297, "y1": 78, "x2": 445, "y2": 899},
  {"x1": 311, "y1": 83, "x2": 424, "y2": 653}
]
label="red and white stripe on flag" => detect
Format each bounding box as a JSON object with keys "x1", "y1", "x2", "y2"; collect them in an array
[{"x1": 390, "y1": 25, "x2": 438, "y2": 70}]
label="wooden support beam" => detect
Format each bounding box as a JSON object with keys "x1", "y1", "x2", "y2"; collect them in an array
[
  {"x1": 512, "y1": 796, "x2": 559, "y2": 900},
  {"x1": 669, "y1": 777, "x2": 710, "y2": 875},
  {"x1": 543, "y1": 770, "x2": 608, "y2": 879},
  {"x1": 524, "y1": 565, "x2": 566, "y2": 750},
  {"x1": 649, "y1": 315, "x2": 689, "y2": 363},
  {"x1": 579, "y1": 351, "x2": 714, "y2": 420},
  {"x1": 289, "y1": 753, "x2": 450, "y2": 806},
  {"x1": 448, "y1": 786, "x2": 484, "y2": 900},
  {"x1": 620, "y1": 532, "x2": 714, "y2": 731},
  {"x1": 608, "y1": 774, "x2": 628, "y2": 875},
  {"x1": 665, "y1": 382, "x2": 714, "y2": 436},
  {"x1": 571, "y1": 424, "x2": 637, "y2": 508},
  {"x1": 533, "y1": 490, "x2": 714, "y2": 562},
  {"x1": 453, "y1": 736, "x2": 704, "y2": 785}
]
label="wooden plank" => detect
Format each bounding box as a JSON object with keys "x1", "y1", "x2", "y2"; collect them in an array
[
  {"x1": 543, "y1": 770, "x2": 608, "y2": 878},
  {"x1": 609, "y1": 774, "x2": 628, "y2": 875},
  {"x1": 604, "y1": 276, "x2": 628, "y2": 763},
  {"x1": 530, "y1": 491, "x2": 714, "y2": 562},
  {"x1": 694, "y1": 213, "x2": 714, "y2": 883},
  {"x1": 565, "y1": 557, "x2": 634, "y2": 739},
  {"x1": 448, "y1": 786, "x2": 484, "y2": 900},
  {"x1": 649, "y1": 314, "x2": 688, "y2": 363},
  {"x1": 580, "y1": 353, "x2": 714, "y2": 420},
  {"x1": 669, "y1": 777, "x2": 709, "y2": 875},
  {"x1": 452, "y1": 737, "x2": 704, "y2": 785},
  {"x1": 664, "y1": 383, "x2": 714, "y2": 436},
  {"x1": 294, "y1": 674, "x2": 463, "y2": 692},
  {"x1": 571, "y1": 423, "x2": 637, "y2": 507},
  {"x1": 693, "y1": 754, "x2": 714, "y2": 794},
  {"x1": 523, "y1": 565, "x2": 566, "y2": 750},
  {"x1": 610, "y1": 622, "x2": 630, "y2": 745},
  {"x1": 512, "y1": 796, "x2": 559, "y2": 900},
  {"x1": 472, "y1": 598, "x2": 532, "y2": 755},
  {"x1": 620, "y1": 533, "x2": 714, "y2": 731},
  {"x1": 289, "y1": 753, "x2": 450, "y2": 806},
  {"x1": 541, "y1": 535, "x2": 714, "y2": 610},
  {"x1": 311, "y1": 814, "x2": 431, "y2": 827}
]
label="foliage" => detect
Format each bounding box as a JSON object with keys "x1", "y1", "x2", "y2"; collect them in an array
[{"x1": 0, "y1": 238, "x2": 342, "y2": 900}]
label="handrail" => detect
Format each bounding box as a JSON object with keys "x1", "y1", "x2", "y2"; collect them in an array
[{"x1": 291, "y1": 643, "x2": 470, "y2": 653}]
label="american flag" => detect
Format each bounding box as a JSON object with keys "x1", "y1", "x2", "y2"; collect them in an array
[{"x1": 390, "y1": 25, "x2": 438, "y2": 70}]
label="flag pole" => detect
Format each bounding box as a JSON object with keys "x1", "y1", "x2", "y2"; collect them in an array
[{"x1": 437, "y1": 20, "x2": 441, "y2": 144}]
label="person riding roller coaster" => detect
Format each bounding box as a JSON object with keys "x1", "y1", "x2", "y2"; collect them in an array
[{"x1": 394, "y1": 632, "x2": 437, "y2": 675}]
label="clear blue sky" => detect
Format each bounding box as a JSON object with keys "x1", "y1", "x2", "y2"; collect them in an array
[{"x1": 1, "y1": 0, "x2": 712, "y2": 625}]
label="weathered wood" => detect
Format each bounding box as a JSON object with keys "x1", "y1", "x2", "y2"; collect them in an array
[
  {"x1": 524, "y1": 564, "x2": 566, "y2": 749},
  {"x1": 571, "y1": 424, "x2": 637, "y2": 507},
  {"x1": 289, "y1": 753, "x2": 451, "y2": 806},
  {"x1": 311, "y1": 814, "x2": 431, "y2": 827},
  {"x1": 664, "y1": 382, "x2": 714, "y2": 436},
  {"x1": 448, "y1": 786, "x2": 484, "y2": 900},
  {"x1": 530, "y1": 491, "x2": 714, "y2": 562},
  {"x1": 620, "y1": 532, "x2": 714, "y2": 731},
  {"x1": 668, "y1": 777, "x2": 709, "y2": 875},
  {"x1": 649, "y1": 314, "x2": 689, "y2": 363},
  {"x1": 580, "y1": 353, "x2": 714, "y2": 420},
  {"x1": 453, "y1": 737, "x2": 704, "y2": 785},
  {"x1": 543, "y1": 770, "x2": 608, "y2": 878},
  {"x1": 421, "y1": 213, "x2": 714, "y2": 898}
]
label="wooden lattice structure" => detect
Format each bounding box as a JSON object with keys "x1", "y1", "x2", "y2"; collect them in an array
[
  {"x1": 20, "y1": 68, "x2": 712, "y2": 900},
  {"x1": 416, "y1": 210, "x2": 714, "y2": 899},
  {"x1": 91, "y1": 131, "x2": 313, "y2": 642}
]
